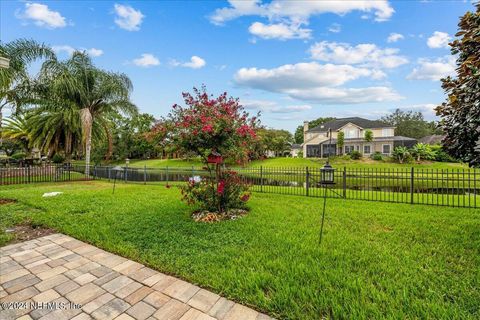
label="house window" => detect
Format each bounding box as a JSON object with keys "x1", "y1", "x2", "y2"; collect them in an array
[
  {"x1": 345, "y1": 129, "x2": 359, "y2": 138},
  {"x1": 382, "y1": 144, "x2": 391, "y2": 154},
  {"x1": 345, "y1": 145, "x2": 354, "y2": 154},
  {"x1": 364, "y1": 145, "x2": 371, "y2": 154},
  {"x1": 382, "y1": 128, "x2": 393, "y2": 137}
]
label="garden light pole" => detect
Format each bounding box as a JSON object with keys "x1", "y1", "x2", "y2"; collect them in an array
[
  {"x1": 319, "y1": 128, "x2": 335, "y2": 244},
  {"x1": 112, "y1": 166, "x2": 123, "y2": 194}
]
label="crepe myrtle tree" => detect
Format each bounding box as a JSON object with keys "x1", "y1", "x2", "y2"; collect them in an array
[{"x1": 147, "y1": 86, "x2": 259, "y2": 213}]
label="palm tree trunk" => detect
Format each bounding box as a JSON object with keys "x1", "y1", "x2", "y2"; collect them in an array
[{"x1": 80, "y1": 108, "x2": 93, "y2": 176}]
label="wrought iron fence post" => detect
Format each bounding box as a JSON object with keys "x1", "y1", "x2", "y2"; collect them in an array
[
  {"x1": 27, "y1": 165, "x2": 31, "y2": 184},
  {"x1": 144, "y1": 165, "x2": 147, "y2": 185},
  {"x1": 93, "y1": 166, "x2": 97, "y2": 180},
  {"x1": 410, "y1": 167, "x2": 414, "y2": 204},
  {"x1": 306, "y1": 166, "x2": 310, "y2": 196},
  {"x1": 125, "y1": 163, "x2": 128, "y2": 183},
  {"x1": 343, "y1": 166, "x2": 347, "y2": 198},
  {"x1": 260, "y1": 166, "x2": 263, "y2": 192}
]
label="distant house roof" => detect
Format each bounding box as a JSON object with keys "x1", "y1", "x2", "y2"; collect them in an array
[
  {"x1": 419, "y1": 135, "x2": 444, "y2": 145},
  {"x1": 308, "y1": 117, "x2": 393, "y2": 133}
]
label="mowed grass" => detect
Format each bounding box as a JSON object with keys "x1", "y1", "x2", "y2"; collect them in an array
[
  {"x1": 0, "y1": 181, "x2": 479, "y2": 319},
  {"x1": 91, "y1": 157, "x2": 469, "y2": 170}
]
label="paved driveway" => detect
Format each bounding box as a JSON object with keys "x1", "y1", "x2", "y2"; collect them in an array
[{"x1": 0, "y1": 234, "x2": 273, "y2": 320}]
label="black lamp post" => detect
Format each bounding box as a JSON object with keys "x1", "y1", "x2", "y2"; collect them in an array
[
  {"x1": 319, "y1": 128, "x2": 335, "y2": 244},
  {"x1": 112, "y1": 165, "x2": 123, "y2": 194}
]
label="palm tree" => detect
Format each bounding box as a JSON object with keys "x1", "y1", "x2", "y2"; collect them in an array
[
  {"x1": 0, "y1": 39, "x2": 55, "y2": 128},
  {"x1": 2, "y1": 114, "x2": 32, "y2": 154},
  {"x1": 38, "y1": 52, "x2": 136, "y2": 174}
]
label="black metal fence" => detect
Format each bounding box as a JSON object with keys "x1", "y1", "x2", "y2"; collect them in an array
[{"x1": 1, "y1": 164, "x2": 479, "y2": 208}]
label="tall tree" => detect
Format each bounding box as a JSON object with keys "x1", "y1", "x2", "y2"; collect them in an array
[
  {"x1": 38, "y1": 52, "x2": 137, "y2": 173},
  {"x1": 0, "y1": 39, "x2": 54, "y2": 137},
  {"x1": 436, "y1": 3, "x2": 480, "y2": 167},
  {"x1": 294, "y1": 117, "x2": 334, "y2": 143},
  {"x1": 380, "y1": 109, "x2": 433, "y2": 139}
]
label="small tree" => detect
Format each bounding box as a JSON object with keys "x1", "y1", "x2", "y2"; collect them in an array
[
  {"x1": 364, "y1": 129, "x2": 373, "y2": 143},
  {"x1": 337, "y1": 131, "x2": 345, "y2": 154},
  {"x1": 148, "y1": 86, "x2": 259, "y2": 216},
  {"x1": 392, "y1": 146, "x2": 411, "y2": 164},
  {"x1": 411, "y1": 143, "x2": 435, "y2": 162}
]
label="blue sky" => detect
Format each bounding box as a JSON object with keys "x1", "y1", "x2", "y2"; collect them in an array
[{"x1": 0, "y1": 0, "x2": 475, "y2": 131}]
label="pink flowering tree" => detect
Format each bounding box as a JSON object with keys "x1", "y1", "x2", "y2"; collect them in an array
[{"x1": 148, "y1": 86, "x2": 259, "y2": 215}]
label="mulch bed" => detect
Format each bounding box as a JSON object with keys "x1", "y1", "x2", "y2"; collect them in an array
[
  {"x1": 192, "y1": 209, "x2": 248, "y2": 222},
  {"x1": 5, "y1": 223, "x2": 56, "y2": 244}
]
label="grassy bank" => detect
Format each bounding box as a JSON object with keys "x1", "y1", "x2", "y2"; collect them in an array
[{"x1": 1, "y1": 181, "x2": 479, "y2": 319}]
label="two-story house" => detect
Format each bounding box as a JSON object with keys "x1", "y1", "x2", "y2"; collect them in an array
[{"x1": 302, "y1": 117, "x2": 416, "y2": 158}]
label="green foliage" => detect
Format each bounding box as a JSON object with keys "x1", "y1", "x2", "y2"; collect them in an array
[
  {"x1": 180, "y1": 170, "x2": 250, "y2": 213},
  {"x1": 371, "y1": 152, "x2": 383, "y2": 161},
  {"x1": 364, "y1": 129, "x2": 373, "y2": 142},
  {"x1": 436, "y1": 4, "x2": 480, "y2": 167},
  {"x1": 430, "y1": 145, "x2": 456, "y2": 162},
  {"x1": 337, "y1": 131, "x2": 345, "y2": 151},
  {"x1": 349, "y1": 150, "x2": 362, "y2": 160},
  {"x1": 11, "y1": 152, "x2": 26, "y2": 160},
  {"x1": 51, "y1": 154, "x2": 65, "y2": 164},
  {"x1": 294, "y1": 117, "x2": 334, "y2": 143},
  {"x1": 381, "y1": 109, "x2": 438, "y2": 139},
  {"x1": 252, "y1": 128, "x2": 293, "y2": 158},
  {"x1": 411, "y1": 143, "x2": 436, "y2": 162},
  {"x1": 392, "y1": 146, "x2": 412, "y2": 164}
]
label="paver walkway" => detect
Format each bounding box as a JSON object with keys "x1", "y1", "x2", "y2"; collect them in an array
[{"x1": 0, "y1": 234, "x2": 273, "y2": 320}]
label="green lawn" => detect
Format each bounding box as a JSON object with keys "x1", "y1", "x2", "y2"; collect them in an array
[
  {"x1": 86, "y1": 157, "x2": 469, "y2": 170},
  {"x1": 1, "y1": 182, "x2": 478, "y2": 319}
]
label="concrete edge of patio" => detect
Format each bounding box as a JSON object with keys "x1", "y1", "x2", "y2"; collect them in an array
[{"x1": 0, "y1": 233, "x2": 275, "y2": 320}]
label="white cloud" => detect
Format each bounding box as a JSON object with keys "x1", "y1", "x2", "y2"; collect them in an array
[
  {"x1": 234, "y1": 62, "x2": 403, "y2": 104},
  {"x1": 210, "y1": 0, "x2": 393, "y2": 41},
  {"x1": 242, "y1": 99, "x2": 312, "y2": 113},
  {"x1": 248, "y1": 22, "x2": 311, "y2": 40},
  {"x1": 171, "y1": 56, "x2": 206, "y2": 69},
  {"x1": 387, "y1": 32, "x2": 404, "y2": 43},
  {"x1": 328, "y1": 23, "x2": 341, "y2": 33},
  {"x1": 309, "y1": 41, "x2": 408, "y2": 69},
  {"x1": 286, "y1": 87, "x2": 403, "y2": 104},
  {"x1": 18, "y1": 2, "x2": 67, "y2": 28},
  {"x1": 427, "y1": 31, "x2": 451, "y2": 48},
  {"x1": 52, "y1": 45, "x2": 103, "y2": 57},
  {"x1": 114, "y1": 4, "x2": 144, "y2": 31},
  {"x1": 396, "y1": 104, "x2": 439, "y2": 120},
  {"x1": 132, "y1": 54, "x2": 160, "y2": 67},
  {"x1": 407, "y1": 56, "x2": 455, "y2": 81},
  {"x1": 210, "y1": 0, "x2": 394, "y2": 25},
  {"x1": 235, "y1": 62, "x2": 375, "y2": 89}
]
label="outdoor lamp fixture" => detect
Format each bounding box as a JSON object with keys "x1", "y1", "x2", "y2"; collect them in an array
[
  {"x1": 112, "y1": 165, "x2": 124, "y2": 194},
  {"x1": 319, "y1": 160, "x2": 335, "y2": 244},
  {"x1": 0, "y1": 57, "x2": 10, "y2": 69}
]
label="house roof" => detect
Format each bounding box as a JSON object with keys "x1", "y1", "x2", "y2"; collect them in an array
[
  {"x1": 418, "y1": 135, "x2": 444, "y2": 145},
  {"x1": 307, "y1": 117, "x2": 393, "y2": 133}
]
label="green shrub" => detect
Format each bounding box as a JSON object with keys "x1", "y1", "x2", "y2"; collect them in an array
[
  {"x1": 411, "y1": 143, "x2": 436, "y2": 161},
  {"x1": 392, "y1": 147, "x2": 413, "y2": 164},
  {"x1": 349, "y1": 150, "x2": 362, "y2": 160},
  {"x1": 11, "y1": 152, "x2": 26, "y2": 160},
  {"x1": 371, "y1": 152, "x2": 383, "y2": 161},
  {"x1": 52, "y1": 154, "x2": 65, "y2": 164},
  {"x1": 430, "y1": 145, "x2": 456, "y2": 162},
  {"x1": 180, "y1": 170, "x2": 250, "y2": 213}
]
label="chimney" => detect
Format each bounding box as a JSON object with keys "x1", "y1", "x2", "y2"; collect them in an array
[{"x1": 303, "y1": 121, "x2": 309, "y2": 132}]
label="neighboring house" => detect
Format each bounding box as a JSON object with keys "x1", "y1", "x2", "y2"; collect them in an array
[
  {"x1": 419, "y1": 135, "x2": 445, "y2": 145},
  {"x1": 302, "y1": 117, "x2": 416, "y2": 158},
  {"x1": 290, "y1": 144, "x2": 302, "y2": 157}
]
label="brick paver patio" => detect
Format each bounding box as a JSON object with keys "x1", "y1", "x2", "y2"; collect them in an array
[{"x1": 0, "y1": 234, "x2": 273, "y2": 320}]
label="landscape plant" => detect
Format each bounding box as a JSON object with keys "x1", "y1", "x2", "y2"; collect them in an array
[
  {"x1": 337, "y1": 131, "x2": 345, "y2": 154},
  {"x1": 436, "y1": 3, "x2": 480, "y2": 167},
  {"x1": 364, "y1": 129, "x2": 373, "y2": 142},
  {"x1": 392, "y1": 146, "x2": 412, "y2": 164},
  {"x1": 411, "y1": 143, "x2": 435, "y2": 162},
  {"x1": 147, "y1": 86, "x2": 259, "y2": 218}
]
